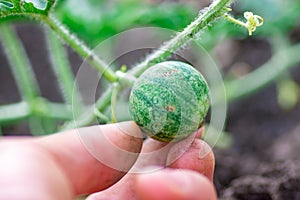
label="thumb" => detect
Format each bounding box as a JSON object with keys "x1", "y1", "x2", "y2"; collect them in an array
[{"x1": 135, "y1": 169, "x2": 217, "y2": 200}]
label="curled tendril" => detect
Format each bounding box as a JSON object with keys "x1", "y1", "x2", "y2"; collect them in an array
[
  {"x1": 244, "y1": 11, "x2": 264, "y2": 36},
  {"x1": 223, "y1": 10, "x2": 264, "y2": 36}
]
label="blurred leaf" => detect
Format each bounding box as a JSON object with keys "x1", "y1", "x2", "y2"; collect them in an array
[
  {"x1": 54, "y1": 0, "x2": 197, "y2": 47},
  {"x1": 277, "y1": 78, "x2": 299, "y2": 111},
  {"x1": 203, "y1": 125, "x2": 234, "y2": 149}
]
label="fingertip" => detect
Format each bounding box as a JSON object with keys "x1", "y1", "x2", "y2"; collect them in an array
[{"x1": 135, "y1": 169, "x2": 217, "y2": 200}]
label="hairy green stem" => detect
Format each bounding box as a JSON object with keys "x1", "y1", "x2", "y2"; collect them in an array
[
  {"x1": 45, "y1": 28, "x2": 78, "y2": 104},
  {"x1": 45, "y1": 27, "x2": 85, "y2": 118},
  {"x1": 129, "y1": 0, "x2": 233, "y2": 77},
  {"x1": 225, "y1": 43, "x2": 300, "y2": 102},
  {"x1": 40, "y1": 15, "x2": 118, "y2": 83},
  {"x1": 0, "y1": 101, "x2": 71, "y2": 125},
  {"x1": 0, "y1": 24, "x2": 40, "y2": 104},
  {"x1": 0, "y1": 102, "x2": 30, "y2": 124}
]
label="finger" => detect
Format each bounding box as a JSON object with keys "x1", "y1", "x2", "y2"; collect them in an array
[
  {"x1": 136, "y1": 169, "x2": 217, "y2": 200},
  {"x1": 167, "y1": 139, "x2": 215, "y2": 181},
  {"x1": 36, "y1": 121, "x2": 143, "y2": 195},
  {"x1": 0, "y1": 142, "x2": 73, "y2": 200}
]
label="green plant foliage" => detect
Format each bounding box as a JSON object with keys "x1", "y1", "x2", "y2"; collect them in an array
[
  {"x1": 0, "y1": 0, "x2": 55, "y2": 18},
  {"x1": 54, "y1": 0, "x2": 197, "y2": 46},
  {"x1": 2, "y1": 0, "x2": 299, "y2": 145}
]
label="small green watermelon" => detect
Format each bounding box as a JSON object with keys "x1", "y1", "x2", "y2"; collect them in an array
[{"x1": 129, "y1": 61, "x2": 210, "y2": 142}]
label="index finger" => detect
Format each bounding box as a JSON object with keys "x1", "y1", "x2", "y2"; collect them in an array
[{"x1": 36, "y1": 121, "x2": 143, "y2": 195}]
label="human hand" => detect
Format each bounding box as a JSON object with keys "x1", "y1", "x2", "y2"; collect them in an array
[{"x1": 0, "y1": 121, "x2": 216, "y2": 200}]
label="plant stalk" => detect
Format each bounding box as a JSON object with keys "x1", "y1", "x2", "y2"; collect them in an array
[
  {"x1": 45, "y1": 27, "x2": 86, "y2": 118},
  {"x1": 41, "y1": 15, "x2": 119, "y2": 83},
  {"x1": 0, "y1": 101, "x2": 71, "y2": 125},
  {"x1": 0, "y1": 24, "x2": 40, "y2": 104},
  {"x1": 45, "y1": 28, "x2": 78, "y2": 104},
  {"x1": 0, "y1": 102, "x2": 30, "y2": 124}
]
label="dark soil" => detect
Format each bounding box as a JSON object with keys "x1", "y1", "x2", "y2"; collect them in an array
[
  {"x1": 219, "y1": 160, "x2": 300, "y2": 200},
  {"x1": 1, "y1": 24, "x2": 300, "y2": 199},
  {"x1": 213, "y1": 39, "x2": 300, "y2": 199}
]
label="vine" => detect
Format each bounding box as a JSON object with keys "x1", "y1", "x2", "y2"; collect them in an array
[
  {"x1": 0, "y1": 0, "x2": 271, "y2": 133},
  {"x1": 60, "y1": 0, "x2": 238, "y2": 129}
]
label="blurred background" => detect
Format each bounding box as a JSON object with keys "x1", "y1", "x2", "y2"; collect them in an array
[{"x1": 1, "y1": 0, "x2": 300, "y2": 198}]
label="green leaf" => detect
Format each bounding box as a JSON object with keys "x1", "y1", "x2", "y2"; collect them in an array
[
  {"x1": 54, "y1": 0, "x2": 197, "y2": 46},
  {"x1": 23, "y1": 0, "x2": 48, "y2": 10},
  {"x1": 0, "y1": 1, "x2": 13, "y2": 8},
  {"x1": 0, "y1": 0, "x2": 56, "y2": 19}
]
